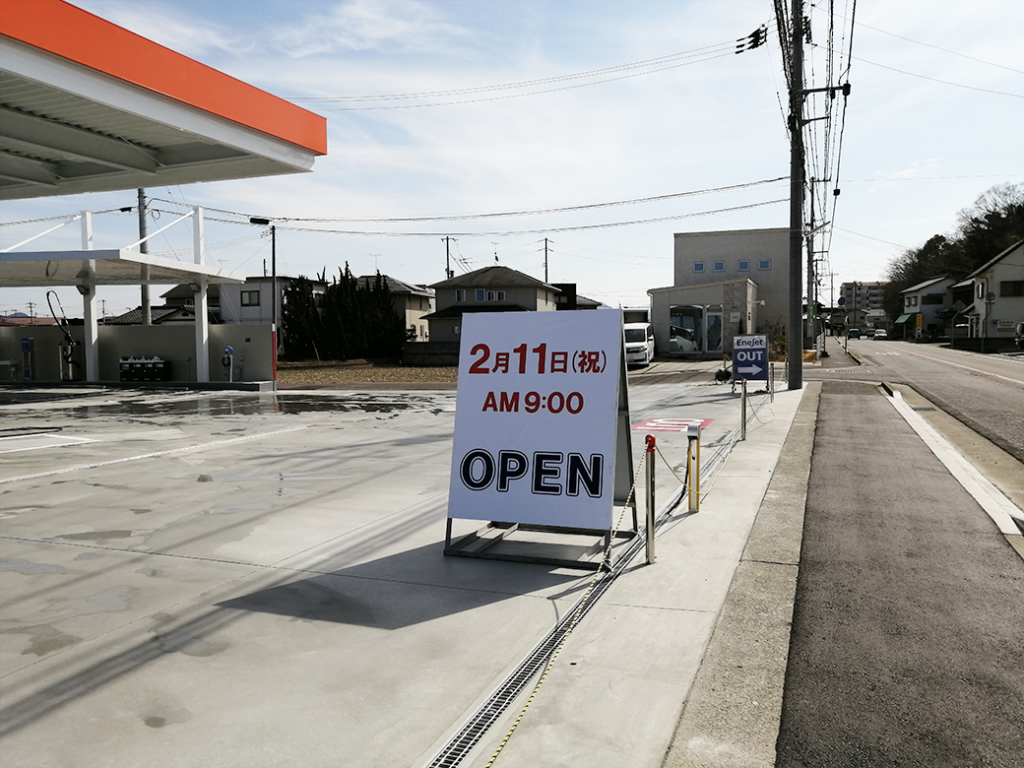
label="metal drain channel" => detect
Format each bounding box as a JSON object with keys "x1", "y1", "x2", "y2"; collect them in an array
[{"x1": 425, "y1": 391, "x2": 768, "y2": 768}]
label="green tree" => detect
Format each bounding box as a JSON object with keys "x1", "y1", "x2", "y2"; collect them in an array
[
  {"x1": 281, "y1": 276, "x2": 323, "y2": 360},
  {"x1": 884, "y1": 183, "x2": 1024, "y2": 321}
]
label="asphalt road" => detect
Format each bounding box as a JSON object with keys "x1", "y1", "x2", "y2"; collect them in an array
[
  {"x1": 808, "y1": 339, "x2": 1024, "y2": 464},
  {"x1": 776, "y1": 379, "x2": 1024, "y2": 768}
]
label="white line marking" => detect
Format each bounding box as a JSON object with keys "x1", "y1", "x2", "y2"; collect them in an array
[
  {"x1": 0, "y1": 426, "x2": 309, "y2": 484},
  {"x1": 887, "y1": 392, "x2": 1022, "y2": 535},
  {"x1": 0, "y1": 434, "x2": 98, "y2": 454}
]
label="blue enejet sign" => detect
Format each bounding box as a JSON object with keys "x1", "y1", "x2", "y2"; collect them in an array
[{"x1": 732, "y1": 334, "x2": 768, "y2": 381}]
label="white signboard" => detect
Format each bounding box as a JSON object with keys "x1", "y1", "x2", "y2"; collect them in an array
[{"x1": 448, "y1": 310, "x2": 623, "y2": 529}]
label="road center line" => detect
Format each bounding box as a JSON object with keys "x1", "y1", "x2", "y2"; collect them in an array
[{"x1": 896, "y1": 347, "x2": 1024, "y2": 385}]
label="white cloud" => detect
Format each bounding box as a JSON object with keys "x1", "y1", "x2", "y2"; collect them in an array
[
  {"x1": 71, "y1": 0, "x2": 250, "y2": 58},
  {"x1": 272, "y1": 0, "x2": 470, "y2": 57}
]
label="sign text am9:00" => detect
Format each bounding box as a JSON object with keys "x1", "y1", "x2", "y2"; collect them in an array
[{"x1": 481, "y1": 390, "x2": 585, "y2": 414}]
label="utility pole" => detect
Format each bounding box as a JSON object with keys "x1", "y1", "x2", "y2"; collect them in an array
[
  {"x1": 249, "y1": 218, "x2": 276, "y2": 340},
  {"x1": 787, "y1": 0, "x2": 805, "y2": 390},
  {"x1": 442, "y1": 236, "x2": 454, "y2": 279},
  {"x1": 806, "y1": 210, "x2": 816, "y2": 349},
  {"x1": 138, "y1": 189, "x2": 151, "y2": 325},
  {"x1": 544, "y1": 238, "x2": 550, "y2": 283}
]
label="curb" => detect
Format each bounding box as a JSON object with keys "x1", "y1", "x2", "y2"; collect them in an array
[{"x1": 661, "y1": 382, "x2": 821, "y2": 768}]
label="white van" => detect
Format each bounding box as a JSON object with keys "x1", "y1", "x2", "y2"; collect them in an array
[{"x1": 623, "y1": 322, "x2": 655, "y2": 366}]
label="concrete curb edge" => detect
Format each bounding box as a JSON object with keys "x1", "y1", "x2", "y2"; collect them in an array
[{"x1": 661, "y1": 382, "x2": 821, "y2": 768}]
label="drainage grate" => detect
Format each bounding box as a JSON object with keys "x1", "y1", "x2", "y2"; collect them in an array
[{"x1": 426, "y1": 561, "x2": 625, "y2": 768}]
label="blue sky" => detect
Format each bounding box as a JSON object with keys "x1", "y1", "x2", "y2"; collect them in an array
[{"x1": 2, "y1": 0, "x2": 1022, "y2": 318}]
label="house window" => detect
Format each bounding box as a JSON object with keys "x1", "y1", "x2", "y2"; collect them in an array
[
  {"x1": 487, "y1": 290, "x2": 496, "y2": 301},
  {"x1": 497, "y1": 290, "x2": 506, "y2": 301},
  {"x1": 1000, "y1": 280, "x2": 1024, "y2": 297},
  {"x1": 456, "y1": 289, "x2": 466, "y2": 302},
  {"x1": 738, "y1": 260, "x2": 750, "y2": 271},
  {"x1": 475, "y1": 289, "x2": 485, "y2": 301},
  {"x1": 758, "y1": 259, "x2": 771, "y2": 270},
  {"x1": 693, "y1": 262, "x2": 706, "y2": 273},
  {"x1": 922, "y1": 293, "x2": 944, "y2": 305},
  {"x1": 240, "y1": 290, "x2": 260, "y2": 306},
  {"x1": 451, "y1": 325, "x2": 461, "y2": 335},
  {"x1": 713, "y1": 261, "x2": 726, "y2": 272}
]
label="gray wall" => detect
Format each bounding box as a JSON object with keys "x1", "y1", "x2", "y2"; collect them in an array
[
  {"x1": 673, "y1": 228, "x2": 790, "y2": 315},
  {"x1": 0, "y1": 324, "x2": 275, "y2": 383}
]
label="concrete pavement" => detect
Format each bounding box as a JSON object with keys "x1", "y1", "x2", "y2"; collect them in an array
[{"x1": 1, "y1": 356, "x2": 1022, "y2": 767}]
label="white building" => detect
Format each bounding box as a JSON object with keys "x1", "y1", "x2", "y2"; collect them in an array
[{"x1": 966, "y1": 240, "x2": 1024, "y2": 345}]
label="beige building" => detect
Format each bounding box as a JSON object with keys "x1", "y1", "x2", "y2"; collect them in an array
[
  {"x1": 423, "y1": 266, "x2": 560, "y2": 343},
  {"x1": 648, "y1": 228, "x2": 789, "y2": 357}
]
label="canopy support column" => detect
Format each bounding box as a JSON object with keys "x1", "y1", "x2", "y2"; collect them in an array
[
  {"x1": 193, "y1": 206, "x2": 209, "y2": 382},
  {"x1": 80, "y1": 211, "x2": 99, "y2": 382}
]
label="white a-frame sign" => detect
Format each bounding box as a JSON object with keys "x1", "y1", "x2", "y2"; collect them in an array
[{"x1": 444, "y1": 310, "x2": 635, "y2": 567}]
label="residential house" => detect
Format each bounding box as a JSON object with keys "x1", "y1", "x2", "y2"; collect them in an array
[
  {"x1": 101, "y1": 306, "x2": 215, "y2": 325},
  {"x1": 162, "y1": 283, "x2": 221, "y2": 318},
  {"x1": 422, "y1": 265, "x2": 560, "y2": 343},
  {"x1": 648, "y1": 228, "x2": 789, "y2": 357},
  {"x1": 552, "y1": 283, "x2": 603, "y2": 311},
  {"x1": 965, "y1": 240, "x2": 1024, "y2": 349},
  {"x1": 402, "y1": 266, "x2": 560, "y2": 365},
  {"x1": 896, "y1": 276, "x2": 957, "y2": 339},
  {"x1": 357, "y1": 275, "x2": 434, "y2": 341}
]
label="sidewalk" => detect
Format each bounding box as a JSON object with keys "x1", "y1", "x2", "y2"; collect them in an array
[{"x1": 663, "y1": 378, "x2": 1024, "y2": 768}]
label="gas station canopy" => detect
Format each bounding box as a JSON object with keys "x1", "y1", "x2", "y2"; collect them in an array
[{"x1": 0, "y1": 0, "x2": 327, "y2": 201}]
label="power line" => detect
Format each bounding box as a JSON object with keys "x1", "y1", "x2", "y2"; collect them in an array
[
  {"x1": 149, "y1": 178, "x2": 786, "y2": 224},
  {"x1": 846, "y1": 53, "x2": 1024, "y2": 98},
  {"x1": 854, "y1": 19, "x2": 1024, "y2": 75},
  {"x1": 222, "y1": 199, "x2": 786, "y2": 238}
]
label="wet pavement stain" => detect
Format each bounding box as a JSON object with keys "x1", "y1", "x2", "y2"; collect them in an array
[
  {"x1": 0, "y1": 624, "x2": 83, "y2": 656},
  {"x1": 55, "y1": 530, "x2": 134, "y2": 541},
  {"x1": 60, "y1": 394, "x2": 424, "y2": 419},
  {"x1": 74, "y1": 552, "x2": 101, "y2": 560},
  {"x1": 144, "y1": 717, "x2": 166, "y2": 728},
  {"x1": 1, "y1": 559, "x2": 81, "y2": 575},
  {"x1": 155, "y1": 633, "x2": 229, "y2": 657}
]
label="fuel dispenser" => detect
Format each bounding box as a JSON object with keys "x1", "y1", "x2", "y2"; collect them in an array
[{"x1": 222, "y1": 346, "x2": 235, "y2": 382}]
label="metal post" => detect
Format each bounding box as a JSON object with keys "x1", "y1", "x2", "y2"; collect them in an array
[
  {"x1": 741, "y1": 380, "x2": 749, "y2": 442},
  {"x1": 687, "y1": 424, "x2": 702, "y2": 513},
  {"x1": 770, "y1": 362, "x2": 775, "y2": 402},
  {"x1": 645, "y1": 434, "x2": 656, "y2": 564}
]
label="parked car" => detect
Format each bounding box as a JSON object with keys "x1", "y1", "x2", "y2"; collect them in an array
[
  {"x1": 669, "y1": 326, "x2": 698, "y2": 354},
  {"x1": 864, "y1": 328, "x2": 876, "y2": 338},
  {"x1": 623, "y1": 322, "x2": 655, "y2": 366},
  {"x1": 873, "y1": 328, "x2": 888, "y2": 340},
  {"x1": 847, "y1": 328, "x2": 861, "y2": 339},
  {"x1": 1016, "y1": 322, "x2": 1024, "y2": 350}
]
